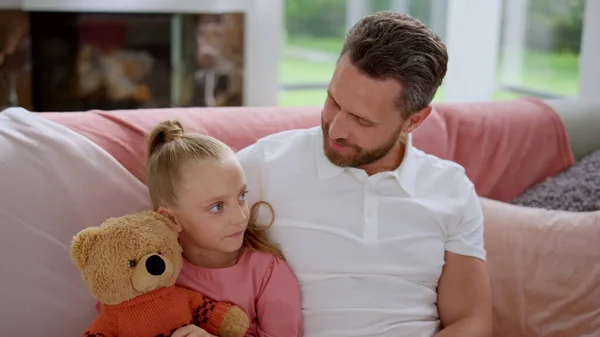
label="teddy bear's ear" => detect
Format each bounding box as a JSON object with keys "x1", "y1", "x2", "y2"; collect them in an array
[{"x1": 70, "y1": 227, "x2": 101, "y2": 269}]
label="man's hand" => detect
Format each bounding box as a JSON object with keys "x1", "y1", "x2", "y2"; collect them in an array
[
  {"x1": 435, "y1": 251, "x2": 492, "y2": 337},
  {"x1": 171, "y1": 324, "x2": 217, "y2": 337}
]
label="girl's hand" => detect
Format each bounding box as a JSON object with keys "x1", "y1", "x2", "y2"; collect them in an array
[{"x1": 171, "y1": 324, "x2": 217, "y2": 337}]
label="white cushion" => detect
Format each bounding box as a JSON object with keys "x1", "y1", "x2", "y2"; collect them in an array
[{"x1": 0, "y1": 107, "x2": 152, "y2": 335}]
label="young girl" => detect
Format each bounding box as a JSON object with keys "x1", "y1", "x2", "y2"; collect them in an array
[{"x1": 146, "y1": 120, "x2": 303, "y2": 337}]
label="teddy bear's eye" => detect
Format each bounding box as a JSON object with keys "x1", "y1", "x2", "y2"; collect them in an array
[{"x1": 128, "y1": 260, "x2": 137, "y2": 268}]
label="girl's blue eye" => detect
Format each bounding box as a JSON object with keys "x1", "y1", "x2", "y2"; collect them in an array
[
  {"x1": 210, "y1": 203, "x2": 224, "y2": 213},
  {"x1": 239, "y1": 190, "x2": 249, "y2": 201}
]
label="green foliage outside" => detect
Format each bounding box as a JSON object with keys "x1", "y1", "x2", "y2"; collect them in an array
[
  {"x1": 278, "y1": 0, "x2": 584, "y2": 107},
  {"x1": 284, "y1": 0, "x2": 585, "y2": 54},
  {"x1": 527, "y1": 0, "x2": 586, "y2": 53}
]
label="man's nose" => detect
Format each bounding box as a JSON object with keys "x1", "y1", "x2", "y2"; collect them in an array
[{"x1": 328, "y1": 111, "x2": 350, "y2": 140}]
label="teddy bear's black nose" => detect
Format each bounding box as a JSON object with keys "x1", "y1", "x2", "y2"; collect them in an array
[{"x1": 145, "y1": 254, "x2": 166, "y2": 276}]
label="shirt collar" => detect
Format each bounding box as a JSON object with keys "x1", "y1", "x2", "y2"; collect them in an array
[
  {"x1": 315, "y1": 128, "x2": 417, "y2": 196},
  {"x1": 392, "y1": 133, "x2": 417, "y2": 196}
]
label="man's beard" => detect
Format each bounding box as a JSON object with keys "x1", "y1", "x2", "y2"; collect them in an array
[{"x1": 321, "y1": 119, "x2": 402, "y2": 168}]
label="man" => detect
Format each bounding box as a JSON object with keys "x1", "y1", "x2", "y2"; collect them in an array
[{"x1": 237, "y1": 11, "x2": 492, "y2": 337}]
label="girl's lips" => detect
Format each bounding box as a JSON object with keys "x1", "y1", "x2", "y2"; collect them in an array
[{"x1": 225, "y1": 230, "x2": 244, "y2": 238}]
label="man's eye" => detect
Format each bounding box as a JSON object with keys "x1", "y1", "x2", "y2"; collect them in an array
[
  {"x1": 327, "y1": 96, "x2": 339, "y2": 108},
  {"x1": 357, "y1": 117, "x2": 372, "y2": 126},
  {"x1": 210, "y1": 203, "x2": 224, "y2": 213}
]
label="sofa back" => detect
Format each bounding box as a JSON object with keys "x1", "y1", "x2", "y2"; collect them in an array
[{"x1": 43, "y1": 97, "x2": 572, "y2": 202}]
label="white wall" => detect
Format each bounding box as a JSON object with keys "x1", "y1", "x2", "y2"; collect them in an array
[
  {"x1": 579, "y1": 0, "x2": 600, "y2": 104},
  {"x1": 499, "y1": 0, "x2": 528, "y2": 84},
  {"x1": 243, "y1": 0, "x2": 283, "y2": 106},
  {"x1": 442, "y1": 0, "x2": 503, "y2": 103}
]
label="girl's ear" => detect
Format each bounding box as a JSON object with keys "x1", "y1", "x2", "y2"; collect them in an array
[{"x1": 157, "y1": 206, "x2": 182, "y2": 233}]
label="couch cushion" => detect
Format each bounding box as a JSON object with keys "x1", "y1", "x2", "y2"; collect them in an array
[
  {"x1": 0, "y1": 107, "x2": 152, "y2": 336},
  {"x1": 481, "y1": 197, "x2": 600, "y2": 337},
  {"x1": 511, "y1": 149, "x2": 600, "y2": 212}
]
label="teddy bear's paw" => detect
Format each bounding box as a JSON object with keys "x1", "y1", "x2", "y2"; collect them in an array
[
  {"x1": 218, "y1": 306, "x2": 250, "y2": 337},
  {"x1": 191, "y1": 296, "x2": 249, "y2": 337}
]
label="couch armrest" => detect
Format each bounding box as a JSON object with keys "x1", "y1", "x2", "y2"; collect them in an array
[{"x1": 544, "y1": 98, "x2": 600, "y2": 161}]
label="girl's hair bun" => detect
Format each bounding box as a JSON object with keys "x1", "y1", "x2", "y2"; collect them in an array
[{"x1": 147, "y1": 120, "x2": 184, "y2": 157}]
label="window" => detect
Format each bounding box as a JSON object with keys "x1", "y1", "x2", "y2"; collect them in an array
[
  {"x1": 495, "y1": 0, "x2": 586, "y2": 100},
  {"x1": 279, "y1": 0, "x2": 448, "y2": 107}
]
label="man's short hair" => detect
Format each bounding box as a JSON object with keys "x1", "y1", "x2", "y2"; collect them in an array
[{"x1": 341, "y1": 11, "x2": 448, "y2": 118}]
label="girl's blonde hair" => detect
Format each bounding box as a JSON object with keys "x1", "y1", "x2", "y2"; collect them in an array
[{"x1": 146, "y1": 120, "x2": 284, "y2": 260}]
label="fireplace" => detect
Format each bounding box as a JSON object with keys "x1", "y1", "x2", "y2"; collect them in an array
[{"x1": 0, "y1": 9, "x2": 245, "y2": 112}]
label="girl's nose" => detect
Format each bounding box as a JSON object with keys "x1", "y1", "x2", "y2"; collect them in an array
[{"x1": 231, "y1": 205, "x2": 248, "y2": 227}]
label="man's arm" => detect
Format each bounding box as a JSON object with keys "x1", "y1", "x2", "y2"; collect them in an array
[
  {"x1": 435, "y1": 252, "x2": 492, "y2": 337},
  {"x1": 436, "y1": 181, "x2": 492, "y2": 337}
]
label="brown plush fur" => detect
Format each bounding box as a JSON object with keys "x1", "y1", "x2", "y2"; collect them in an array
[
  {"x1": 70, "y1": 211, "x2": 250, "y2": 337},
  {"x1": 71, "y1": 211, "x2": 182, "y2": 305}
]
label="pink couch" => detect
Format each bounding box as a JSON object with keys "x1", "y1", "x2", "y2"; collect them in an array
[{"x1": 1, "y1": 98, "x2": 598, "y2": 337}]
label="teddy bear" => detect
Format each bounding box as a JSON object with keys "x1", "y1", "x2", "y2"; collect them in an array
[{"x1": 70, "y1": 211, "x2": 250, "y2": 337}]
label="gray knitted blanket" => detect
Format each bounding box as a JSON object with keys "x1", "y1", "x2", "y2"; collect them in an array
[{"x1": 510, "y1": 149, "x2": 600, "y2": 212}]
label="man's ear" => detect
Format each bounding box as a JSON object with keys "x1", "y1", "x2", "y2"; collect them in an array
[
  {"x1": 70, "y1": 227, "x2": 101, "y2": 269},
  {"x1": 403, "y1": 106, "x2": 432, "y2": 134},
  {"x1": 157, "y1": 206, "x2": 182, "y2": 233}
]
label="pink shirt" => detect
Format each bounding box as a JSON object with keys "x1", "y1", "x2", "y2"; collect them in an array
[{"x1": 176, "y1": 249, "x2": 303, "y2": 337}]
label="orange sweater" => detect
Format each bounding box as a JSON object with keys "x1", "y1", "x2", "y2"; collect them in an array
[{"x1": 84, "y1": 286, "x2": 241, "y2": 337}]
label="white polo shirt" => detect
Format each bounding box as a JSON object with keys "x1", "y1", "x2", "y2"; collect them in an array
[{"x1": 236, "y1": 126, "x2": 485, "y2": 337}]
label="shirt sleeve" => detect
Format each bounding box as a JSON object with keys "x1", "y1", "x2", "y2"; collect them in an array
[
  {"x1": 445, "y1": 179, "x2": 486, "y2": 261},
  {"x1": 255, "y1": 257, "x2": 303, "y2": 337}
]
